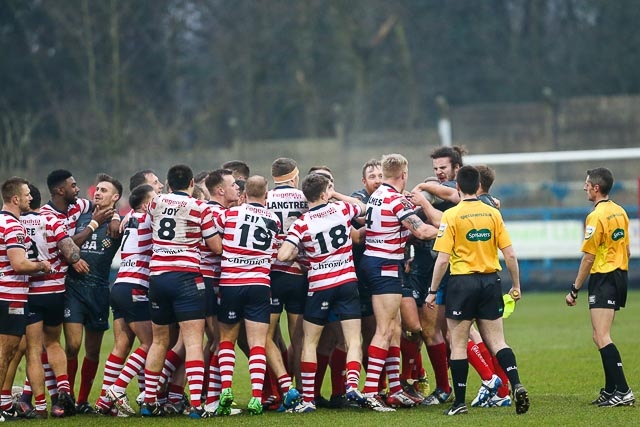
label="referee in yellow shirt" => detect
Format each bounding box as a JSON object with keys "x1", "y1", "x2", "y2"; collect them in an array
[
  {"x1": 566, "y1": 167, "x2": 634, "y2": 407},
  {"x1": 425, "y1": 165, "x2": 529, "y2": 416}
]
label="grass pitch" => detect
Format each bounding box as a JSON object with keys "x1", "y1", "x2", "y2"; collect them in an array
[{"x1": 14, "y1": 291, "x2": 638, "y2": 426}]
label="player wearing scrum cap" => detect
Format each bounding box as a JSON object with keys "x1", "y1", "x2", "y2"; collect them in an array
[{"x1": 263, "y1": 158, "x2": 308, "y2": 410}]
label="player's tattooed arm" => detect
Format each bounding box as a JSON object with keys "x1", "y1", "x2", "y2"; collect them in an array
[
  {"x1": 405, "y1": 215, "x2": 424, "y2": 231},
  {"x1": 402, "y1": 214, "x2": 438, "y2": 241},
  {"x1": 58, "y1": 237, "x2": 81, "y2": 264}
]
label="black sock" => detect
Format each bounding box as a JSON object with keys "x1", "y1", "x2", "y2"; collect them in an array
[
  {"x1": 599, "y1": 346, "x2": 616, "y2": 393},
  {"x1": 600, "y1": 343, "x2": 629, "y2": 393},
  {"x1": 496, "y1": 348, "x2": 521, "y2": 387},
  {"x1": 449, "y1": 359, "x2": 468, "y2": 405}
]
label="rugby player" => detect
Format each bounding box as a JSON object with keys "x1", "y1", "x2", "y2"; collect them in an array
[
  {"x1": 0, "y1": 178, "x2": 52, "y2": 421},
  {"x1": 140, "y1": 165, "x2": 221, "y2": 418},
  {"x1": 63, "y1": 174, "x2": 123, "y2": 413},
  {"x1": 359, "y1": 154, "x2": 439, "y2": 411},
  {"x1": 215, "y1": 176, "x2": 281, "y2": 416},
  {"x1": 95, "y1": 184, "x2": 157, "y2": 416},
  {"x1": 278, "y1": 173, "x2": 367, "y2": 413}
]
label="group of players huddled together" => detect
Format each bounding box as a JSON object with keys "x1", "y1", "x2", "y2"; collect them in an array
[{"x1": 0, "y1": 147, "x2": 537, "y2": 420}]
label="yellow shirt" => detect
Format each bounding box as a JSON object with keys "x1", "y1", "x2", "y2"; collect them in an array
[
  {"x1": 433, "y1": 199, "x2": 512, "y2": 275},
  {"x1": 580, "y1": 200, "x2": 629, "y2": 273}
]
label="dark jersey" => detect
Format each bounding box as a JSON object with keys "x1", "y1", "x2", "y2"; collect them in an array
[
  {"x1": 478, "y1": 193, "x2": 498, "y2": 209},
  {"x1": 432, "y1": 180, "x2": 458, "y2": 212},
  {"x1": 411, "y1": 180, "x2": 457, "y2": 277},
  {"x1": 350, "y1": 188, "x2": 370, "y2": 266},
  {"x1": 409, "y1": 210, "x2": 436, "y2": 276},
  {"x1": 66, "y1": 212, "x2": 121, "y2": 288}
]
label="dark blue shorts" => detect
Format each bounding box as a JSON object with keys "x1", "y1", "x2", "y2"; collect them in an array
[
  {"x1": 64, "y1": 284, "x2": 110, "y2": 331},
  {"x1": 0, "y1": 300, "x2": 27, "y2": 336},
  {"x1": 204, "y1": 277, "x2": 219, "y2": 317},
  {"x1": 436, "y1": 271, "x2": 450, "y2": 305},
  {"x1": 359, "y1": 255, "x2": 403, "y2": 296},
  {"x1": 356, "y1": 263, "x2": 374, "y2": 317},
  {"x1": 149, "y1": 272, "x2": 206, "y2": 325},
  {"x1": 27, "y1": 293, "x2": 64, "y2": 326},
  {"x1": 110, "y1": 283, "x2": 151, "y2": 323},
  {"x1": 304, "y1": 282, "x2": 361, "y2": 326},
  {"x1": 218, "y1": 285, "x2": 271, "y2": 325},
  {"x1": 269, "y1": 271, "x2": 307, "y2": 315}
]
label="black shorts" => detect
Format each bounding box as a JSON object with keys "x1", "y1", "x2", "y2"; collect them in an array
[
  {"x1": 445, "y1": 273, "x2": 503, "y2": 321},
  {"x1": 304, "y1": 282, "x2": 361, "y2": 326},
  {"x1": 218, "y1": 285, "x2": 270, "y2": 325},
  {"x1": 149, "y1": 272, "x2": 206, "y2": 325},
  {"x1": 64, "y1": 284, "x2": 110, "y2": 331},
  {"x1": 110, "y1": 283, "x2": 151, "y2": 323},
  {"x1": 27, "y1": 293, "x2": 64, "y2": 327},
  {"x1": 203, "y1": 277, "x2": 219, "y2": 317},
  {"x1": 0, "y1": 300, "x2": 27, "y2": 336},
  {"x1": 588, "y1": 269, "x2": 628, "y2": 310},
  {"x1": 402, "y1": 273, "x2": 430, "y2": 307},
  {"x1": 269, "y1": 271, "x2": 307, "y2": 315},
  {"x1": 359, "y1": 255, "x2": 403, "y2": 296}
]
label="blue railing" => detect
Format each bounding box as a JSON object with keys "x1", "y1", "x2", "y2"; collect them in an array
[{"x1": 497, "y1": 205, "x2": 639, "y2": 290}]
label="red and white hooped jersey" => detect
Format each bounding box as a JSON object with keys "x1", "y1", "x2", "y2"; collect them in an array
[
  {"x1": 0, "y1": 211, "x2": 30, "y2": 302},
  {"x1": 200, "y1": 202, "x2": 226, "y2": 280},
  {"x1": 40, "y1": 198, "x2": 92, "y2": 237},
  {"x1": 114, "y1": 211, "x2": 152, "y2": 287},
  {"x1": 363, "y1": 183, "x2": 415, "y2": 260},
  {"x1": 148, "y1": 192, "x2": 217, "y2": 275},
  {"x1": 266, "y1": 186, "x2": 309, "y2": 275},
  {"x1": 216, "y1": 203, "x2": 280, "y2": 288},
  {"x1": 21, "y1": 212, "x2": 70, "y2": 295},
  {"x1": 286, "y1": 201, "x2": 362, "y2": 292}
]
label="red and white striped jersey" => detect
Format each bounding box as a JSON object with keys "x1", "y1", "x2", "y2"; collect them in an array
[
  {"x1": 266, "y1": 186, "x2": 309, "y2": 275},
  {"x1": 40, "y1": 198, "x2": 92, "y2": 237},
  {"x1": 20, "y1": 212, "x2": 70, "y2": 295},
  {"x1": 114, "y1": 211, "x2": 152, "y2": 287},
  {"x1": 286, "y1": 201, "x2": 362, "y2": 292},
  {"x1": 200, "y1": 202, "x2": 226, "y2": 279},
  {"x1": 148, "y1": 192, "x2": 217, "y2": 275},
  {"x1": 363, "y1": 183, "x2": 415, "y2": 260},
  {"x1": 0, "y1": 211, "x2": 30, "y2": 302},
  {"x1": 216, "y1": 203, "x2": 280, "y2": 288}
]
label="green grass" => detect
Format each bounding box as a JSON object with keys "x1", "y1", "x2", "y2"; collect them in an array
[{"x1": 14, "y1": 291, "x2": 639, "y2": 426}]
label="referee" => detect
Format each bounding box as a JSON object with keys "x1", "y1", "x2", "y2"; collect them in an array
[
  {"x1": 565, "y1": 167, "x2": 634, "y2": 407},
  {"x1": 425, "y1": 165, "x2": 529, "y2": 416}
]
